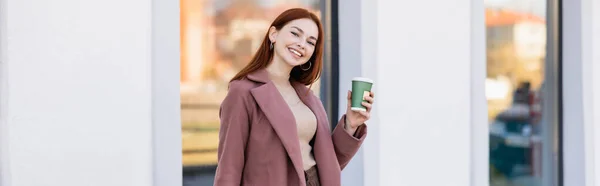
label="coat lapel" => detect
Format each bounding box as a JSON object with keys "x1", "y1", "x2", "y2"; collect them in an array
[
  {"x1": 248, "y1": 70, "x2": 306, "y2": 182},
  {"x1": 293, "y1": 82, "x2": 341, "y2": 185},
  {"x1": 247, "y1": 69, "x2": 340, "y2": 185}
]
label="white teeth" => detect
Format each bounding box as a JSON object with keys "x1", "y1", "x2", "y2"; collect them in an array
[{"x1": 289, "y1": 48, "x2": 302, "y2": 57}]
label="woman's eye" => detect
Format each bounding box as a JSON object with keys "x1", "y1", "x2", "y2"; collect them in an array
[
  {"x1": 291, "y1": 32, "x2": 299, "y2": 37},
  {"x1": 308, "y1": 41, "x2": 315, "y2": 46}
]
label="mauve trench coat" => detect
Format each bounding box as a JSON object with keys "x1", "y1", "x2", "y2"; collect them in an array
[{"x1": 213, "y1": 69, "x2": 367, "y2": 186}]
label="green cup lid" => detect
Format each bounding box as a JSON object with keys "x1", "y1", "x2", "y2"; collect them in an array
[{"x1": 352, "y1": 77, "x2": 373, "y2": 84}]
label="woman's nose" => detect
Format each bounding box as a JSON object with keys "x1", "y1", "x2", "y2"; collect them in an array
[{"x1": 297, "y1": 41, "x2": 306, "y2": 49}]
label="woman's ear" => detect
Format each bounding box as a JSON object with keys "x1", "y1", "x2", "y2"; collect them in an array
[{"x1": 268, "y1": 26, "x2": 278, "y2": 43}]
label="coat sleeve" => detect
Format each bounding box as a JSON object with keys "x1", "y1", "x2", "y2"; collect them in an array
[
  {"x1": 213, "y1": 84, "x2": 252, "y2": 186},
  {"x1": 331, "y1": 114, "x2": 368, "y2": 170}
]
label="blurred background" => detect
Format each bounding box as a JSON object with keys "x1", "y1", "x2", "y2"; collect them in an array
[
  {"x1": 6, "y1": 0, "x2": 598, "y2": 185},
  {"x1": 180, "y1": 0, "x2": 556, "y2": 186},
  {"x1": 179, "y1": 1, "x2": 323, "y2": 185}
]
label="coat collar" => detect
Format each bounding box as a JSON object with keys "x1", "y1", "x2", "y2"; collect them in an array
[
  {"x1": 247, "y1": 68, "x2": 311, "y2": 99},
  {"x1": 246, "y1": 68, "x2": 270, "y2": 83}
]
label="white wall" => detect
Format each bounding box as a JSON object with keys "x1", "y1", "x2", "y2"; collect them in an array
[
  {"x1": 150, "y1": 0, "x2": 182, "y2": 185},
  {"x1": 375, "y1": 0, "x2": 482, "y2": 185},
  {"x1": 338, "y1": 0, "x2": 366, "y2": 185},
  {"x1": 338, "y1": 0, "x2": 487, "y2": 185},
  {"x1": 1, "y1": 0, "x2": 9, "y2": 184},
  {"x1": 0, "y1": 0, "x2": 181, "y2": 185},
  {"x1": 594, "y1": 5, "x2": 600, "y2": 185},
  {"x1": 562, "y1": 0, "x2": 600, "y2": 185},
  {"x1": 594, "y1": 3, "x2": 600, "y2": 185}
]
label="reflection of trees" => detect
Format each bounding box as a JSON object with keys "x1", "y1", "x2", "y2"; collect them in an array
[
  {"x1": 204, "y1": 0, "x2": 264, "y2": 84},
  {"x1": 310, "y1": 0, "x2": 320, "y2": 9},
  {"x1": 184, "y1": 0, "x2": 322, "y2": 88},
  {"x1": 215, "y1": 0, "x2": 262, "y2": 25},
  {"x1": 487, "y1": 41, "x2": 518, "y2": 78},
  {"x1": 486, "y1": 44, "x2": 544, "y2": 124},
  {"x1": 182, "y1": 0, "x2": 324, "y2": 168},
  {"x1": 487, "y1": 41, "x2": 544, "y2": 90},
  {"x1": 207, "y1": 1, "x2": 319, "y2": 83},
  {"x1": 486, "y1": 33, "x2": 544, "y2": 121}
]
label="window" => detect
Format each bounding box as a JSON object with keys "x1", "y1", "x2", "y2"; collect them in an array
[{"x1": 486, "y1": 1, "x2": 561, "y2": 185}]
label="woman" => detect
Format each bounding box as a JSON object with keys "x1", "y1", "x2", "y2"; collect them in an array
[{"x1": 214, "y1": 8, "x2": 374, "y2": 186}]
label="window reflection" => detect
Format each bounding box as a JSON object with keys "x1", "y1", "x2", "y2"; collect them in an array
[
  {"x1": 486, "y1": 2, "x2": 554, "y2": 185},
  {"x1": 180, "y1": 0, "x2": 322, "y2": 184}
]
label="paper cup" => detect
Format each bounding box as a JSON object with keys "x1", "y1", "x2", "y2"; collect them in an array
[{"x1": 351, "y1": 77, "x2": 373, "y2": 112}]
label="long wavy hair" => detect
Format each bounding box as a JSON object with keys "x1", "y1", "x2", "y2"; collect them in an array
[{"x1": 229, "y1": 8, "x2": 324, "y2": 86}]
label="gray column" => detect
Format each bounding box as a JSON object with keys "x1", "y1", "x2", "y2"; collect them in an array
[
  {"x1": 151, "y1": 0, "x2": 182, "y2": 185},
  {"x1": 338, "y1": 0, "x2": 366, "y2": 185},
  {"x1": 0, "y1": 0, "x2": 9, "y2": 184},
  {"x1": 562, "y1": 0, "x2": 600, "y2": 185}
]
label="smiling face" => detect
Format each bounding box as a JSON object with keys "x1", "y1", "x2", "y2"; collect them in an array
[{"x1": 269, "y1": 18, "x2": 319, "y2": 68}]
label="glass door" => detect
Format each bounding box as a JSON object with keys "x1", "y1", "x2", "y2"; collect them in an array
[{"x1": 486, "y1": 0, "x2": 561, "y2": 185}]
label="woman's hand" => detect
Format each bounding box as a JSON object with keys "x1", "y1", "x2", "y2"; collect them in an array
[{"x1": 344, "y1": 90, "x2": 374, "y2": 135}]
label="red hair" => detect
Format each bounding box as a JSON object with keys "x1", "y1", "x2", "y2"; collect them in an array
[{"x1": 230, "y1": 8, "x2": 324, "y2": 86}]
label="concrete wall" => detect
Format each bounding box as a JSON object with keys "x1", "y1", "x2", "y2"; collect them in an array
[
  {"x1": 337, "y1": 0, "x2": 365, "y2": 185},
  {"x1": 338, "y1": 0, "x2": 487, "y2": 185},
  {"x1": 562, "y1": 0, "x2": 600, "y2": 185},
  {"x1": 0, "y1": 0, "x2": 181, "y2": 185},
  {"x1": 2, "y1": 0, "x2": 599, "y2": 185}
]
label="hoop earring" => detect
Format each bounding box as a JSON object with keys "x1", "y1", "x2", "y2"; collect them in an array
[{"x1": 300, "y1": 61, "x2": 312, "y2": 71}]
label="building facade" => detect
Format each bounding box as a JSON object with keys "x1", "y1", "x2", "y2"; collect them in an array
[{"x1": 1, "y1": 0, "x2": 599, "y2": 185}]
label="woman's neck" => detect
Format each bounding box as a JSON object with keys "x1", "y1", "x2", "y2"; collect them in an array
[{"x1": 266, "y1": 57, "x2": 293, "y2": 86}]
